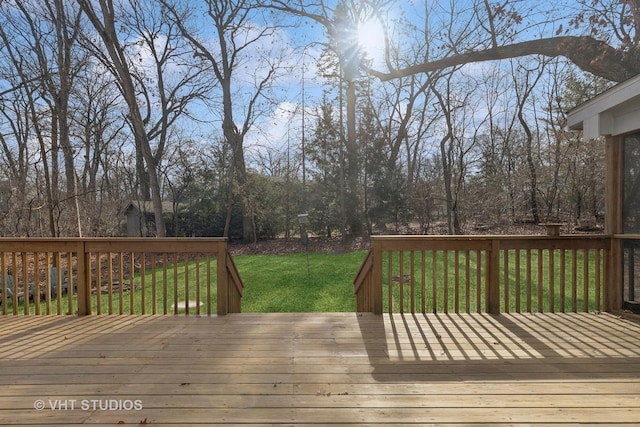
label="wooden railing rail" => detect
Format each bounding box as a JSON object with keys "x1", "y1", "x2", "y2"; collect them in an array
[
  {"x1": 0, "y1": 240, "x2": 84, "y2": 316},
  {"x1": 223, "y1": 250, "x2": 244, "y2": 314},
  {"x1": 354, "y1": 235, "x2": 611, "y2": 315},
  {"x1": 354, "y1": 249, "x2": 374, "y2": 312},
  {"x1": 0, "y1": 238, "x2": 243, "y2": 316}
]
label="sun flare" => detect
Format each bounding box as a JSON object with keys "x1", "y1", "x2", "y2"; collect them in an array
[{"x1": 357, "y1": 19, "x2": 386, "y2": 62}]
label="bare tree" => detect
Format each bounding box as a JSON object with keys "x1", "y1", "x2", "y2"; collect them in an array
[
  {"x1": 122, "y1": 0, "x2": 213, "y2": 194},
  {"x1": 74, "y1": 69, "x2": 123, "y2": 203},
  {"x1": 72, "y1": 67, "x2": 127, "y2": 235},
  {"x1": 78, "y1": 0, "x2": 210, "y2": 236},
  {"x1": 78, "y1": 0, "x2": 167, "y2": 235},
  {"x1": 0, "y1": 90, "x2": 38, "y2": 235},
  {"x1": 430, "y1": 70, "x2": 483, "y2": 234},
  {"x1": 161, "y1": 0, "x2": 289, "y2": 241},
  {"x1": 0, "y1": 0, "x2": 85, "y2": 236},
  {"x1": 511, "y1": 59, "x2": 548, "y2": 224},
  {"x1": 469, "y1": 66, "x2": 511, "y2": 224}
]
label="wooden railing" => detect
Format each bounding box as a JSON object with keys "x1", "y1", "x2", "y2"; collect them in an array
[
  {"x1": 354, "y1": 235, "x2": 611, "y2": 315},
  {"x1": 0, "y1": 238, "x2": 243, "y2": 316}
]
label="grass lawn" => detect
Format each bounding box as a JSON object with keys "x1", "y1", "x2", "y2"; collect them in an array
[{"x1": 235, "y1": 251, "x2": 366, "y2": 312}]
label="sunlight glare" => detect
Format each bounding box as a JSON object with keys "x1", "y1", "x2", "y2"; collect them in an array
[{"x1": 357, "y1": 19, "x2": 386, "y2": 62}]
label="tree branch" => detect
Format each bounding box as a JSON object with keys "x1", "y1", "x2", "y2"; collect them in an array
[{"x1": 367, "y1": 36, "x2": 638, "y2": 83}]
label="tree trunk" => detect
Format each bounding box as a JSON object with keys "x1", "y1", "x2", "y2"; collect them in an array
[
  {"x1": 345, "y1": 78, "x2": 361, "y2": 237},
  {"x1": 520, "y1": 114, "x2": 540, "y2": 224},
  {"x1": 440, "y1": 133, "x2": 455, "y2": 235},
  {"x1": 515, "y1": 81, "x2": 540, "y2": 225},
  {"x1": 221, "y1": 88, "x2": 250, "y2": 241}
]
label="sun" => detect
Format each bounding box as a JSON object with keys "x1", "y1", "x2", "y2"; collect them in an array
[{"x1": 356, "y1": 18, "x2": 386, "y2": 63}]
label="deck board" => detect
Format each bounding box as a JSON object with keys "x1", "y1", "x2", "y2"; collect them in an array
[{"x1": 0, "y1": 312, "x2": 639, "y2": 425}]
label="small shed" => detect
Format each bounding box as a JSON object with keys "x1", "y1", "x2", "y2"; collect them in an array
[
  {"x1": 568, "y1": 74, "x2": 640, "y2": 312},
  {"x1": 123, "y1": 200, "x2": 175, "y2": 237}
]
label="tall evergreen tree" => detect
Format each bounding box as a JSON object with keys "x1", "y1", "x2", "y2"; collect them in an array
[{"x1": 307, "y1": 97, "x2": 343, "y2": 238}]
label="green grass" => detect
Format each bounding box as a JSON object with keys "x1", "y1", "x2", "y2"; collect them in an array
[{"x1": 235, "y1": 251, "x2": 364, "y2": 312}]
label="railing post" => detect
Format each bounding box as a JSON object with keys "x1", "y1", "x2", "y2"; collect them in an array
[
  {"x1": 76, "y1": 241, "x2": 90, "y2": 316},
  {"x1": 217, "y1": 240, "x2": 228, "y2": 316},
  {"x1": 486, "y1": 239, "x2": 501, "y2": 315},
  {"x1": 607, "y1": 237, "x2": 622, "y2": 312},
  {"x1": 604, "y1": 136, "x2": 623, "y2": 312},
  {"x1": 372, "y1": 238, "x2": 383, "y2": 315}
]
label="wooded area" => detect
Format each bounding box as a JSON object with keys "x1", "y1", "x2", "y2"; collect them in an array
[{"x1": 0, "y1": 0, "x2": 631, "y2": 239}]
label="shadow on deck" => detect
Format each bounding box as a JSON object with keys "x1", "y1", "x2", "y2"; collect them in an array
[{"x1": 357, "y1": 311, "x2": 640, "y2": 382}]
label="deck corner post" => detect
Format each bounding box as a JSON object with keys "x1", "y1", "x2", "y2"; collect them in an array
[
  {"x1": 76, "y1": 241, "x2": 90, "y2": 316},
  {"x1": 606, "y1": 237, "x2": 623, "y2": 312},
  {"x1": 217, "y1": 239, "x2": 228, "y2": 316},
  {"x1": 372, "y1": 238, "x2": 383, "y2": 315},
  {"x1": 487, "y1": 239, "x2": 501, "y2": 315},
  {"x1": 604, "y1": 136, "x2": 623, "y2": 312}
]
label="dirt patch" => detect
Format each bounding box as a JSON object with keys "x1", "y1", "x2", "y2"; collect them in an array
[
  {"x1": 228, "y1": 237, "x2": 370, "y2": 255},
  {"x1": 227, "y1": 222, "x2": 604, "y2": 256}
]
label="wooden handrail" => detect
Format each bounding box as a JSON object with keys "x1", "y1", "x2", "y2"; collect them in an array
[
  {"x1": 353, "y1": 249, "x2": 373, "y2": 294},
  {"x1": 224, "y1": 250, "x2": 244, "y2": 314},
  {"x1": 353, "y1": 249, "x2": 373, "y2": 312},
  {"x1": 354, "y1": 235, "x2": 611, "y2": 315},
  {"x1": 0, "y1": 238, "x2": 242, "y2": 316}
]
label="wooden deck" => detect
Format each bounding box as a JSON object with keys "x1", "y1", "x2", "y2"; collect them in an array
[{"x1": 0, "y1": 312, "x2": 639, "y2": 425}]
